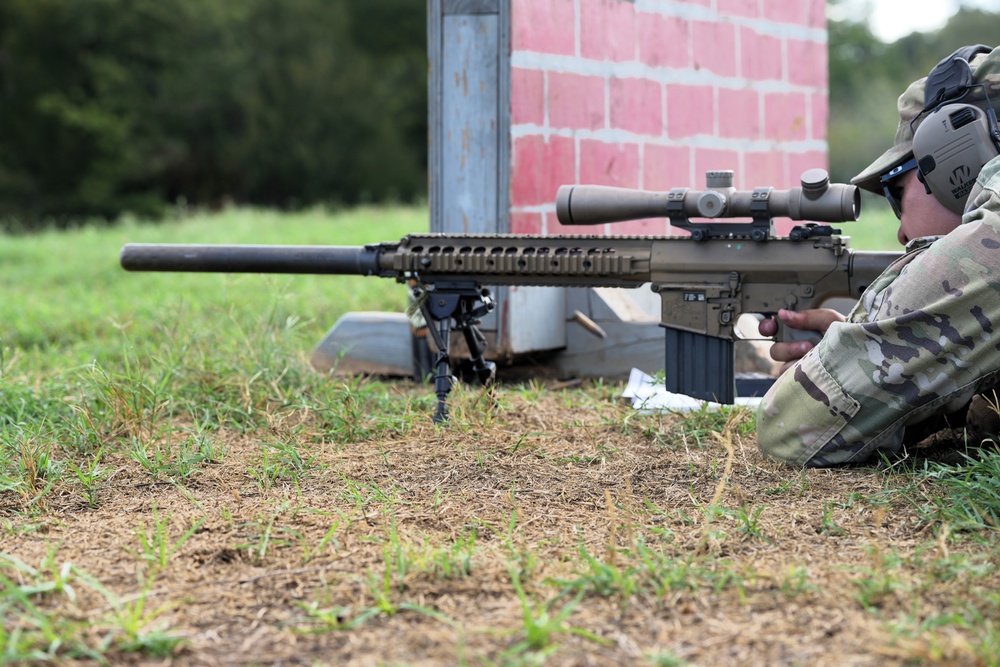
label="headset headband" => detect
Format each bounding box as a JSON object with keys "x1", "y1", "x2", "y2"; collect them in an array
[{"x1": 923, "y1": 44, "x2": 992, "y2": 111}]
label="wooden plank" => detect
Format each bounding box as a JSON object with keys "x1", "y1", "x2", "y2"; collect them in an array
[
  {"x1": 428, "y1": 0, "x2": 443, "y2": 231},
  {"x1": 443, "y1": 0, "x2": 498, "y2": 15},
  {"x1": 507, "y1": 286, "x2": 567, "y2": 353},
  {"x1": 440, "y1": 14, "x2": 499, "y2": 235},
  {"x1": 496, "y1": 0, "x2": 510, "y2": 234}
]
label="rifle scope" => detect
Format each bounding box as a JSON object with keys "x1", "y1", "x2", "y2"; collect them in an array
[{"x1": 556, "y1": 169, "x2": 860, "y2": 226}]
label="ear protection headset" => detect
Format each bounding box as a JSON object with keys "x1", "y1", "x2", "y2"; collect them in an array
[{"x1": 911, "y1": 44, "x2": 1000, "y2": 214}]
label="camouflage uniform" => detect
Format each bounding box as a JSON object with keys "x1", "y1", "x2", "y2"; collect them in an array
[{"x1": 757, "y1": 46, "x2": 1000, "y2": 466}]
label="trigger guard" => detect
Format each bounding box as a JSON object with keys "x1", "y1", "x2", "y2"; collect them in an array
[{"x1": 740, "y1": 312, "x2": 821, "y2": 346}]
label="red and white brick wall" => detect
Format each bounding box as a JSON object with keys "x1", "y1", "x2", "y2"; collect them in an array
[{"x1": 508, "y1": 0, "x2": 829, "y2": 236}]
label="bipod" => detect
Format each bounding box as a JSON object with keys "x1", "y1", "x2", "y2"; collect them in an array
[{"x1": 414, "y1": 280, "x2": 497, "y2": 423}]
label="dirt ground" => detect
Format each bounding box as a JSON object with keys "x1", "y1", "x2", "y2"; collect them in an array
[{"x1": 2, "y1": 382, "x2": 998, "y2": 666}]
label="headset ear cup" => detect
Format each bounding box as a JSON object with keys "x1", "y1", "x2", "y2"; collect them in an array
[{"x1": 912, "y1": 103, "x2": 1000, "y2": 213}]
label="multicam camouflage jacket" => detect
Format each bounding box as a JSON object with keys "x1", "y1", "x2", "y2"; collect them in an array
[{"x1": 757, "y1": 155, "x2": 1000, "y2": 467}]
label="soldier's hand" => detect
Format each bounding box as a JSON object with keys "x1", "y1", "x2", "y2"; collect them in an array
[{"x1": 759, "y1": 308, "x2": 845, "y2": 374}]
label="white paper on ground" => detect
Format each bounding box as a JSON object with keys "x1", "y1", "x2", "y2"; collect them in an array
[{"x1": 622, "y1": 368, "x2": 763, "y2": 413}]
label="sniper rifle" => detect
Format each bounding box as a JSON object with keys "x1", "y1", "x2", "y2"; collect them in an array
[{"x1": 120, "y1": 169, "x2": 902, "y2": 422}]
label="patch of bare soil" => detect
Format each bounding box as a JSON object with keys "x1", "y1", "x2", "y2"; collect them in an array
[{"x1": 3, "y1": 384, "x2": 998, "y2": 666}]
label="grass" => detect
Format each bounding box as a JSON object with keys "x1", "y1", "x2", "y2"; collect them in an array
[
  {"x1": 1, "y1": 204, "x2": 997, "y2": 665},
  {"x1": 0, "y1": 205, "x2": 422, "y2": 374}
]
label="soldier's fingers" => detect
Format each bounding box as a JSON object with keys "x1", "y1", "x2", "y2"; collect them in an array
[
  {"x1": 778, "y1": 308, "x2": 844, "y2": 333},
  {"x1": 758, "y1": 317, "x2": 779, "y2": 336},
  {"x1": 769, "y1": 340, "x2": 814, "y2": 363}
]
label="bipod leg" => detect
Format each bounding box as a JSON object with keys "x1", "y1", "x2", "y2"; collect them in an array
[
  {"x1": 459, "y1": 320, "x2": 496, "y2": 387},
  {"x1": 415, "y1": 282, "x2": 496, "y2": 424},
  {"x1": 421, "y1": 303, "x2": 455, "y2": 424}
]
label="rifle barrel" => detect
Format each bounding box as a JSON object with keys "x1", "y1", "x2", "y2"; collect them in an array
[{"x1": 119, "y1": 244, "x2": 382, "y2": 276}]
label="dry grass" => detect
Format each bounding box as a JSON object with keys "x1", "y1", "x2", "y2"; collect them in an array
[{"x1": 3, "y1": 379, "x2": 998, "y2": 666}]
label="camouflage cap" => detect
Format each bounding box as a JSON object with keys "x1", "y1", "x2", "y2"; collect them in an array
[{"x1": 852, "y1": 45, "x2": 1000, "y2": 195}]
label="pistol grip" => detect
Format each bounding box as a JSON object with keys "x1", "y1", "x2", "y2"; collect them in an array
[{"x1": 774, "y1": 315, "x2": 822, "y2": 346}]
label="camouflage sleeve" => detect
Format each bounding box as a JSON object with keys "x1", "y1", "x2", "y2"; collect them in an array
[{"x1": 757, "y1": 158, "x2": 1000, "y2": 467}]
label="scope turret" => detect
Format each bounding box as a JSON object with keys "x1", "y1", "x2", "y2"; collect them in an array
[{"x1": 555, "y1": 169, "x2": 860, "y2": 227}]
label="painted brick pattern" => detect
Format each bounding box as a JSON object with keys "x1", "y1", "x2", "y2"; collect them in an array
[{"x1": 509, "y1": 0, "x2": 831, "y2": 236}]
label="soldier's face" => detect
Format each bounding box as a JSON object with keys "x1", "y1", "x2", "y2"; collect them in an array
[{"x1": 895, "y1": 169, "x2": 963, "y2": 245}]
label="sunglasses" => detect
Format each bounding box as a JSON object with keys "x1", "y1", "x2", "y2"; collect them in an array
[{"x1": 879, "y1": 157, "x2": 919, "y2": 219}]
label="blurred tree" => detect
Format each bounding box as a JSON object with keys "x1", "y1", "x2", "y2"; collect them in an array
[
  {"x1": 0, "y1": 0, "x2": 428, "y2": 228},
  {"x1": 187, "y1": 0, "x2": 426, "y2": 207},
  {"x1": 826, "y1": 15, "x2": 896, "y2": 185},
  {"x1": 349, "y1": 0, "x2": 428, "y2": 182},
  {"x1": 0, "y1": 0, "x2": 174, "y2": 221}
]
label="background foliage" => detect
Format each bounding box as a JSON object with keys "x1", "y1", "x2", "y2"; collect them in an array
[
  {"x1": 2, "y1": 1, "x2": 1000, "y2": 229},
  {"x1": 0, "y1": 0, "x2": 427, "y2": 226}
]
